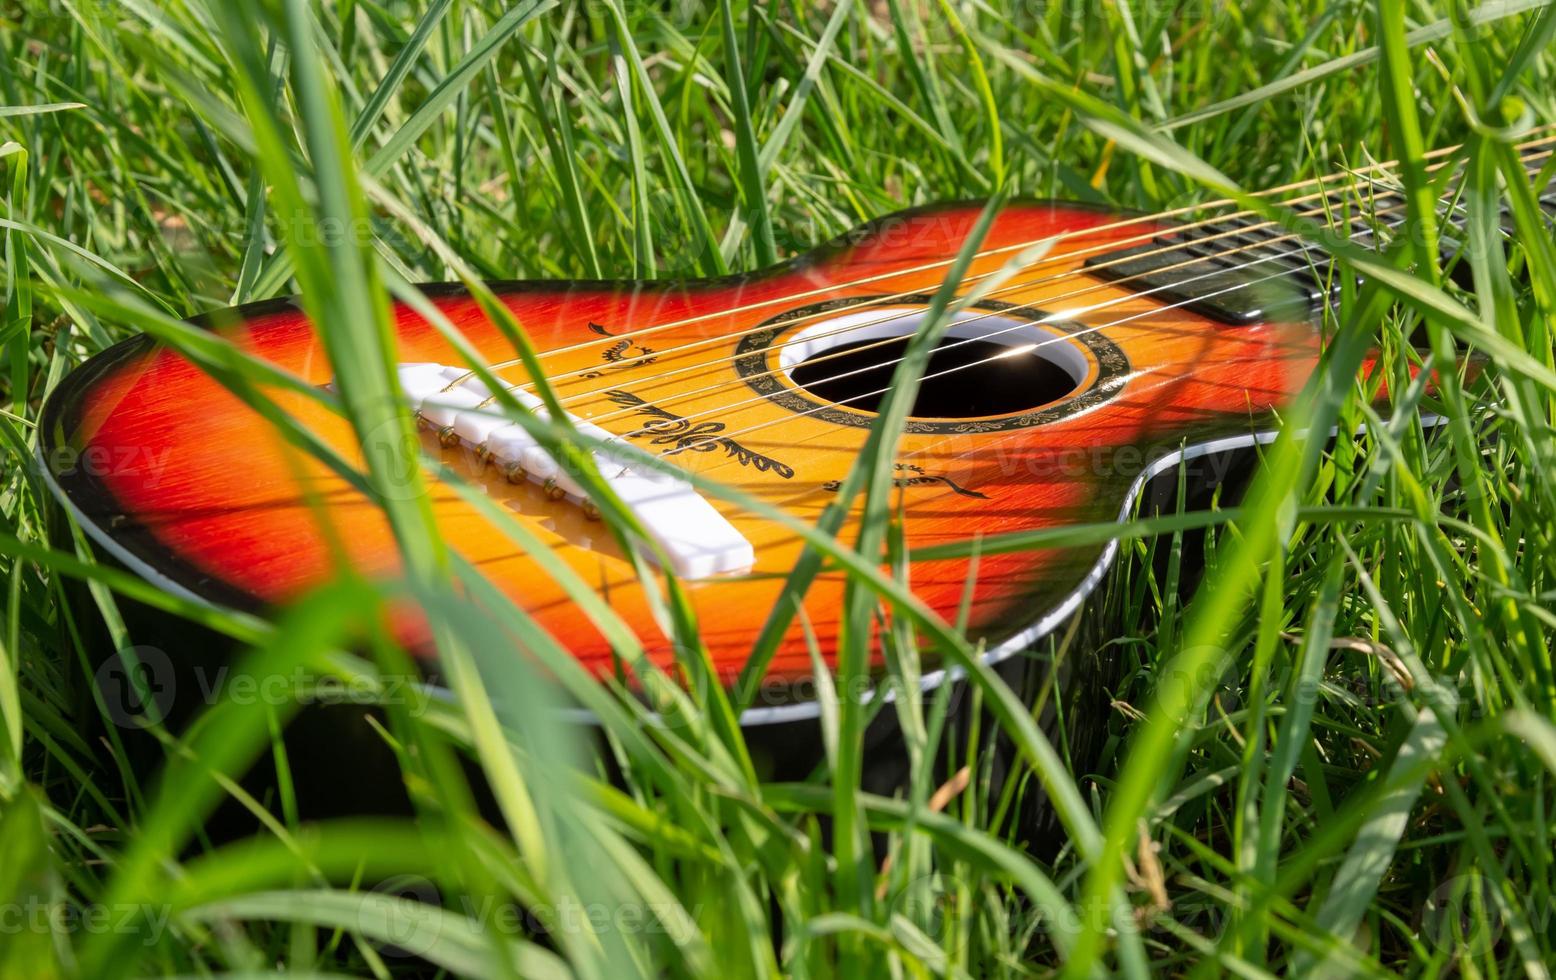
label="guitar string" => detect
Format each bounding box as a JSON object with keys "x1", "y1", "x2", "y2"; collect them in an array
[
  {"x1": 660, "y1": 180, "x2": 1555, "y2": 459},
  {"x1": 445, "y1": 139, "x2": 1554, "y2": 421},
  {"x1": 600, "y1": 218, "x2": 1415, "y2": 439},
  {"x1": 446, "y1": 162, "x2": 1427, "y2": 395},
  {"x1": 503, "y1": 186, "x2": 1400, "y2": 409},
  {"x1": 437, "y1": 149, "x2": 1550, "y2": 439},
  {"x1": 460, "y1": 135, "x2": 1543, "y2": 368},
  {"x1": 541, "y1": 155, "x2": 1536, "y2": 433},
  {"x1": 442, "y1": 178, "x2": 1486, "y2": 475},
  {"x1": 439, "y1": 132, "x2": 1555, "y2": 395},
  {"x1": 589, "y1": 137, "x2": 1555, "y2": 432},
  {"x1": 569, "y1": 202, "x2": 1415, "y2": 433},
  {"x1": 659, "y1": 242, "x2": 1431, "y2": 461}
]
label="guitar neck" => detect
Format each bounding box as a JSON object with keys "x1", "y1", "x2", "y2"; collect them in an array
[{"x1": 1083, "y1": 142, "x2": 1556, "y2": 326}]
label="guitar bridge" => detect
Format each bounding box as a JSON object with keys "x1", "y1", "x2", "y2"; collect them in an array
[{"x1": 391, "y1": 363, "x2": 755, "y2": 579}]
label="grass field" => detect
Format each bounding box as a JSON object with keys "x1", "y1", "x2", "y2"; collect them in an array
[{"x1": 4, "y1": 0, "x2": 1556, "y2": 975}]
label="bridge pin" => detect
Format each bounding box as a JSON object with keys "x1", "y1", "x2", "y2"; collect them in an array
[
  {"x1": 437, "y1": 425, "x2": 460, "y2": 448},
  {"x1": 543, "y1": 478, "x2": 567, "y2": 501}
]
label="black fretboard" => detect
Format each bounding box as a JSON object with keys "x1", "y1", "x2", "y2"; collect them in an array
[{"x1": 1083, "y1": 172, "x2": 1556, "y2": 325}]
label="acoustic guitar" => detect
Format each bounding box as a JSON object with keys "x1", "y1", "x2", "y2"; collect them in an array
[{"x1": 39, "y1": 135, "x2": 1556, "y2": 734}]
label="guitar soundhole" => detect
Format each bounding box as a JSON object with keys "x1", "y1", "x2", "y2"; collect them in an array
[{"x1": 789, "y1": 336, "x2": 1081, "y2": 418}]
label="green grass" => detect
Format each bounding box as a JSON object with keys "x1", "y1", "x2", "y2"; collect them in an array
[{"x1": 3, "y1": 0, "x2": 1556, "y2": 975}]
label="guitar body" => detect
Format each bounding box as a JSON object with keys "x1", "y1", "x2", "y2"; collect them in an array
[{"x1": 41, "y1": 201, "x2": 1319, "y2": 718}]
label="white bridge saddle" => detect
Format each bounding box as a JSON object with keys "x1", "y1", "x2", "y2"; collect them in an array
[{"x1": 394, "y1": 363, "x2": 755, "y2": 579}]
